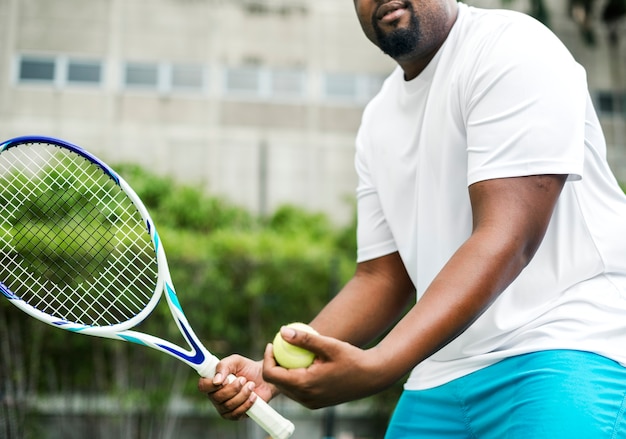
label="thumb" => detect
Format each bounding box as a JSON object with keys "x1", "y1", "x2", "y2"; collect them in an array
[
  {"x1": 212, "y1": 362, "x2": 232, "y2": 386},
  {"x1": 212, "y1": 355, "x2": 251, "y2": 385},
  {"x1": 279, "y1": 324, "x2": 328, "y2": 356}
]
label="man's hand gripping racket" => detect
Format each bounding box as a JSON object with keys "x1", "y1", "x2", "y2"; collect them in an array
[{"x1": 0, "y1": 136, "x2": 295, "y2": 439}]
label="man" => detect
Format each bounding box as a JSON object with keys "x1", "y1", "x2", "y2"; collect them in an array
[{"x1": 199, "y1": 0, "x2": 626, "y2": 436}]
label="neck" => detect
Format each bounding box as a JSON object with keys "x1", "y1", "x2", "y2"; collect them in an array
[{"x1": 398, "y1": 0, "x2": 459, "y2": 81}]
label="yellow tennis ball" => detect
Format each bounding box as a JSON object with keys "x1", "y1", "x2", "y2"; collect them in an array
[{"x1": 272, "y1": 322, "x2": 318, "y2": 369}]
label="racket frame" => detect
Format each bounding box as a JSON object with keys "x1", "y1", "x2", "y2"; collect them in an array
[{"x1": 0, "y1": 135, "x2": 295, "y2": 439}]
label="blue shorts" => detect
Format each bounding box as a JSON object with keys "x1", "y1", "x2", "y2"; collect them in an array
[{"x1": 385, "y1": 350, "x2": 626, "y2": 438}]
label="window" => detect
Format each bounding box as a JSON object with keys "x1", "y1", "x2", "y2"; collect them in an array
[
  {"x1": 15, "y1": 53, "x2": 385, "y2": 104},
  {"x1": 171, "y1": 64, "x2": 204, "y2": 90},
  {"x1": 597, "y1": 91, "x2": 626, "y2": 116},
  {"x1": 18, "y1": 55, "x2": 103, "y2": 87},
  {"x1": 323, "y1": 72, "x2": 389, "y2": 103},
  {"x1": 125, "y1": 62, "x2": 159, "y2": 88},
  {"x1": 363, "y1": 75, "x2": 385, "y2": 100},
  {"x1": 67, "y1": 59, "x2": 102, "y2": 85},
  {"x1": 324, "y1": 73, "x2": 358, "y2": 100},
  {"x1": 225, "y1": 66, "x2": 261, "y2": 95},
  {"x1": 123, "y1": 62, "x2": 208, "y2": 94},
  {"x1": 18, "y1": 57, "x2": 56, "y2": 82},
  {"x1": 224, "y1": 66, "x2": 307, "y2": 100},
  {"x1": 270, "y1": 69, "x2": 305, "y2": 98}
]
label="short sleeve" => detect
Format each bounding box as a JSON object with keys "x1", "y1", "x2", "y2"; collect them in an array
[
  {"x1": 354, "y1": 124, "x2": 397, "y2": 263},
  {"x1": 464, "y1": 16, "x2": 586, "y2": 185}
]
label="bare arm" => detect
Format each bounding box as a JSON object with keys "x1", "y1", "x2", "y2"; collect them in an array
[
  {"x1": 197, "y1": 251, "x2": 413, "y2": 419},
  {"x1": 310, "y1": 251, "x2": 415, "y2": 347},
  {"x1": 263, "y1": 174, "x2": 567, "y2": 407},
  {"x1": 367, "y1": 174, "x2": 567, "y2": 383}
]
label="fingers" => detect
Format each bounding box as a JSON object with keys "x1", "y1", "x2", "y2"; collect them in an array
[
  {"x1": 262, "y1": 344, "x2": 294, "y2": 392},
  {"x1": 264, "y1": 343, "x2": 279, "y2": 368},
  {"x1": 199, "y1": 327, "x2": 331, "y2": 420},
  {"x1": 199, "y1": 374, "x2": 258, "y2": 420},
  {"x1": 263, "y1": 325, "x2": 329, "y2": 384},
  {"x1": 198, "y1": 359, "x2": 261, "y2": 421},
  {"x1": 262, "y1": 330, "x2": 375, "y2": 409},
  {"x1": 277, "y1": 324, "x2": 327, "y2": 358}
]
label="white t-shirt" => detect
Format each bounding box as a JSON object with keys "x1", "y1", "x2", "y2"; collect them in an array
[{"x1": 355, "y1": 3, "x2": 626, "y2": 390}]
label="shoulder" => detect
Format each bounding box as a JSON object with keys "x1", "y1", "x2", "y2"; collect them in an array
[
  {"x1": 458, "y1": 4, "x2": 549, "y2": 35},
  {"x1": 447, "y1": 4, "x2": 584, "y2": 105},
  {"x1": 453, "y1": 4, "x2": 574, "y2": 63}
]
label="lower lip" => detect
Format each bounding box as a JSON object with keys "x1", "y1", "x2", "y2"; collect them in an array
[{"x1": 380, "y1": 8, "x2": 407, "y2": 24}]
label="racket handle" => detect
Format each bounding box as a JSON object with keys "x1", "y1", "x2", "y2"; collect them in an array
[
  {"x1": 224, "y1": 374, "x2": 294, "y2": 439},
  {"x1": 247, "y1": 392, "x2": 295, "y2": 439},
  {"x1": 197, "y1": 363, "x2": 294, "y2": 438}
]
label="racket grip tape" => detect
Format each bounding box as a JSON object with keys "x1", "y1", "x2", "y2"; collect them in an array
[{"x1": 226, "y1": 374, "x2": 295, "y2": 439}]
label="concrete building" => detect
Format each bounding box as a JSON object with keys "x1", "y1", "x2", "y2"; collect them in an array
[
  {"x1": 1, "y1": 0, "x2": 625, "y2": 226},
  {"x1": 2, "y1": 2, "x2": 626, "y2": 438}
]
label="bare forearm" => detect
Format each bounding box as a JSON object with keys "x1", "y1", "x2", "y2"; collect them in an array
[
  {"x1": 369, "y1": 175, "x2": 567, "y2": 386},
  {"x1": 372, "y1": 231, "x2": 528, "y2": 383},
  {"x1": 262, "y1": 176, "x2": 566, "y2": 409},
  {"x1": 310, "y1": 252, "x2": 415, "y2": 347}
]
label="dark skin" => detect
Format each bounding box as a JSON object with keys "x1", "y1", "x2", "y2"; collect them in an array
[
  {"x1": 260, "y1": 174, "x2": 566, "y2": 409},
  {"x1": 198, "y1": 0, "x2": 569, "y2": 417},
  {"x1": 354, "y1": 0, "x2": 459, "y2": 80}
]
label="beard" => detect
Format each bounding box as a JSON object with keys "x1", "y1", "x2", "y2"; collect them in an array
[{"x1": 373, "y1": 7, "x2": 420, "y2": 59}]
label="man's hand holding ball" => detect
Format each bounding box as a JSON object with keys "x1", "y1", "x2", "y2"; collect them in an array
[
  {"x1": 272, "y1": 322, "x2": 318, "y2": 369},
  {"x1": 266, "y1": 322, "x2": 380, "y2": 409}
]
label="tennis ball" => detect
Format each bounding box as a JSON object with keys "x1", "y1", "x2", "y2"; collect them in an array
[{"x1": 272, "y1": 322, "x2": 318, "y2": 369}]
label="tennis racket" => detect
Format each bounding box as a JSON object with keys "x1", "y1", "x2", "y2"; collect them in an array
[{"x1": 0, "y1": 135, "x2": 295, "y2": 439}]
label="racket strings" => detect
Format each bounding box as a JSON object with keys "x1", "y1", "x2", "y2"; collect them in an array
[
  {"x1": 0, "y1": 142, "x2": 158, "y2": 326},
  {"x1": 13, "y1": 190, "x2": 113, "y2": 282}
]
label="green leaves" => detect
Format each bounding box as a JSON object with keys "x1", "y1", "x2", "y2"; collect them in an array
[
  {"x1": 115, "y1": 164, "x2": 254, "y2": 233},
  {"x1": 1, "y1": 163, "x2": 356, "y2": 398}
]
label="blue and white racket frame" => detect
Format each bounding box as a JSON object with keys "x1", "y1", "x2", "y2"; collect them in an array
[{"x1": 0, "y1": 135, "x2": 295, "y2": 439}]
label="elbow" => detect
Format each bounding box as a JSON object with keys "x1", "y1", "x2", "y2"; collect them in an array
[{"x1": 501, "y1": 230, "x2": 547, "y2": 282}]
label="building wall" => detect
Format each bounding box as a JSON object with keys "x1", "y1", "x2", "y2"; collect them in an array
[{"x1": 1, "y1": 0, "x2": 626, "y2": 224}]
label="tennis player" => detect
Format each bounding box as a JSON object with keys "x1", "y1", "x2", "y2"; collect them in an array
[{"x1": 199, "y1": 0, "x2": 626, "y2": 436}]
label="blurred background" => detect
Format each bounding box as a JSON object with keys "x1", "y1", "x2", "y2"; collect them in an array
[{"x1": 1, "y1": 0, "x2": 626, "y2": 438}]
